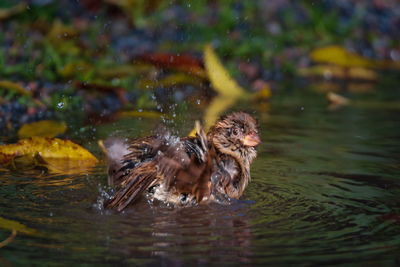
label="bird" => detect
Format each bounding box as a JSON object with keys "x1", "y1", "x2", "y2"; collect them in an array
[{"x1": 101, "y1": 112, "x2": 260, "y2": 212}]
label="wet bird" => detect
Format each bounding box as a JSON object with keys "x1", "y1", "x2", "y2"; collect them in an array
[{"x1": 102, "y1": 112, "x2": 260, "y2": 211}]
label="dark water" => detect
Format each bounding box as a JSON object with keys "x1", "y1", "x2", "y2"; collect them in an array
[{"x1": 1, "y1": 87, "x2": 400, "y2": 265}]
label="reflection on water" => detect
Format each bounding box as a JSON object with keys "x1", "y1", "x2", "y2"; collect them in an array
[
  {"x1": 1, "y1": 89, "x2": 400, "y2": 265},
  {"x1": 98, "y1": 201, "x2": 253, "y2": 265}
]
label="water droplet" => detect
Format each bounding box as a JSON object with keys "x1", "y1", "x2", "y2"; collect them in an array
[
  {"x1": 197, "y1": 99, "x2": 201, "y2": 105},
  {"x1": 301, "y1": 106, "x2": 305, "y2": 111},
  {"x1": 187, "y1": 3, "x2": 191, "y2": 8}
]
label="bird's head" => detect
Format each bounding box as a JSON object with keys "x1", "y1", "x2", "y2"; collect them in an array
[{"x1": 208, "y1": 112, "x2": 260, "y2": 165}]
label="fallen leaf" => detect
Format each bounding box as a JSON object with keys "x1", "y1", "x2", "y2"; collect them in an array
[
  {"x1": 7, "y1": 155, "x2": 92, "y2": 182},
  {"x1": 0, "y1": 137, "x2": 98, "y2": 165},
  {"x1": 137, "y1": 52, "x2": 203, "y2": 69},
  {"x1": 0, "y1": 216, "x2": 36, "y2": 235},
  {"x1": 0, "y1": 80, "x2": 30, "y2": 96},
  {"x1": 5, "y1": 150, "x2": 97, "y2": 176},
  {"x1": 189, "y1": 44, "x2": 262, "y2": 134},
  {"x1": 0, "y1": 80, "x2": 45, "y2": 107},
  {"x1": 41, "y1": 157, "x2": 98, "y2": 175},
  {"x1": 0, "y1": 229, "x2": 16, "y2": 248},
  {"x1": 310, "y1": 45, "x2": 400, "y2": 70},
  {"x1": 253, "y1": 85, "x2": 272, "y2": 100},
  {"x1": 136, "y1": 52, "x2": 206, "y2": 77},
  {"x1": 18, "y1": 120, "x2": 67, "y2": 139},
  {"x1": 204, "y1": 44, "x2": 249, "y2": 98},
  {"x1": 310, "y1": 46, "x2": 374, "y2": 68},
  {"x1": 202, "y1": 95, "x2": 238, "y2": 132}
]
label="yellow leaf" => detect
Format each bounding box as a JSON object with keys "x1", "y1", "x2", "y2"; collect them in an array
[
  {"x1": 311, "y1": 45, "x2": 400, "y2": 70},
  {"x1": 204, "y1": 44, "x2": 248, "y2": 97},
  {"x1": 0, "y1": 216, "x2": 36, "y2": 235},
  {"x1": 0, "y1": 80, "x2": 30, "y2": 96},
  {"x1": 189, "y1": 44, "x2": 265, "y2": 136},
  {"x1": 7, "y1": 153, "x2": 95, "y2": 176},
  {"x1": 253, "y1": 85, "x2": 272, "y2": 100},
  {"x1": 18, "y1": 120, "x2": 67, "y2": 139},
  {"x1": 203, "y1": 95, "x2": 237, "y2": 131},
  {"x1": 41, "y1": 158, "x2": 98, "y2": 175},
  {"x1": 0, "y1": 137, "x2": 98, "y2": 165},
  {"x1": 310, "y1": 46, "x2": 374, "y2": 68},
  {"x1": 0, "y1": 80, "x2": 45, "y2": 107}
]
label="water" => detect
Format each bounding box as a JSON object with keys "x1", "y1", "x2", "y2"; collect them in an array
[{"x1": 1, "y1": 86, "x2": 400, "y2": 265}]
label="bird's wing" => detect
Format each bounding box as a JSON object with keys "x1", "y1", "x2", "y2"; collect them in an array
[
  {"x1": 104, "y1": 135, "x2": 192, "y2": 211},
  {"x1": 105, "y1": 126, "x2": 214, "y2": 211},
  {"x1": 104, "y1": 161, "x2": 158, "y2": 211},
  {"x1": 107, "y1": 136, "x2": 163, "y2": 186},
  {"x1": 103, "y1": 136, "x2": 165, "y2": 211}
]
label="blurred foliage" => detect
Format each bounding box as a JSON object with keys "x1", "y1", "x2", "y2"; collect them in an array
[{"x1": 0, "y1": 0, "x2": 399, "y2": 136}]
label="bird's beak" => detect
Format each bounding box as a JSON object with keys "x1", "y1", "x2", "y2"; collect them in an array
[{"x1": 242, "y1": 132, "x2": 260, "y2": 147}]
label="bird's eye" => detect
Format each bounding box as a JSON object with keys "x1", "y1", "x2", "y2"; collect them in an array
[{"x1": 232, "y1": 128, "x2": 239, "y2": 136}]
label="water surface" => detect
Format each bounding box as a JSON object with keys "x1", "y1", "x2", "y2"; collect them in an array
[{"x1": 1, "y1": 86, "x2": 400, "y2": 265}]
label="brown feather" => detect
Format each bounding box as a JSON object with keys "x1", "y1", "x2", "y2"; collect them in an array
[
  {"x1": 104, "y1": 162, "x2": 158, "y2": 211},
  {"x1": 103, "y1": 112, "x2": 260, "y2": 211}
]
